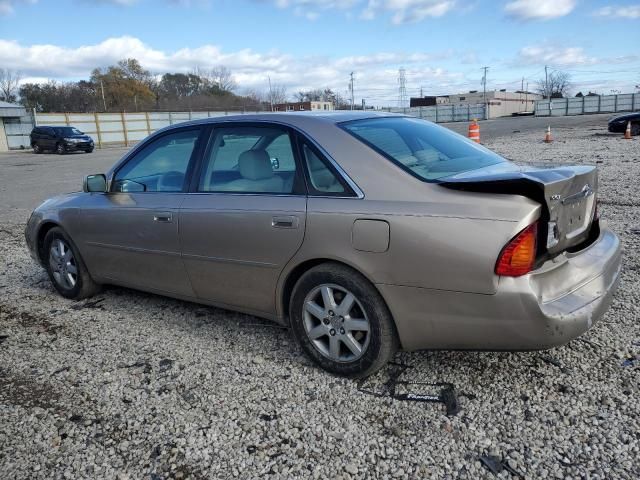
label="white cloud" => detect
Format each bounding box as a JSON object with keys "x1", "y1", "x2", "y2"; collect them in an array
[
  {"x1": 361, "y1": 0, "x2": 456, "y2": 23},
  {"x1": 514, "y1": 45, "x2": 596, "y2": 66},
  {"x1": 0, "y1": 0, "x2": 36, "y2": 15},
  {"x1": 504, "y1": 0, "x2": 576, "y2": 20},
  {"x1": 593, "y1": 4, "x2": 640, "y2": 19},
  {"x1": 0, "y1": 36, "x2": 462, "y2": 101}
]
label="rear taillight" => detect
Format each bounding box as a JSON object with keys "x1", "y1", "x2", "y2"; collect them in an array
[{"x1": 495, "y1": 222, "x2": 538, "y2": 277}]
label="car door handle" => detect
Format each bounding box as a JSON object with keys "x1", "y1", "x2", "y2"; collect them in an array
[
  {"x1": 272, "y1": 215, "x2": 299, "y2": 229},
  {"x1": 153, "y1": 212, "x2": 173, "y2": 223}
]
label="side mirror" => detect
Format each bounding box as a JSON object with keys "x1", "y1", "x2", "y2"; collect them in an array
[{"x1": 83, "y1": 174, "x2": 107, "y2": 193}]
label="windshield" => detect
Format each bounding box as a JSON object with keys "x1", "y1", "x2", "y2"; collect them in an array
[
  {"x1": 341, "y1": 117, "x2": 506, "y2": 181},
  {"x1": 54, "y1": 127, "x2": 84, "y2": 136}
]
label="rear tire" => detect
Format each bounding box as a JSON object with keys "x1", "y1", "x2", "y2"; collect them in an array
[
  {"x1": 632, "y1": 124, "x2": 640, "y2": 137},
  {"x1": 56, "y1": 143, "x2": 65, "y2": 155},
  {"x1": 290, "y1": 262, "x2": 398, "y2": 378},
  {"x1": 43, "y1": 227, "x2": 101, "y2": 300}
]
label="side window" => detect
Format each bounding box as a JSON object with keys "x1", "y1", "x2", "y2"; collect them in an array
[
  {"x1": 199, "y1": 126, "x2": 298, "y2": 194},
  {"x1": 301, "y1": 142, "x2": 350, "y2": 196},
  {"x1": 112, "y1": 128, "x2": 199, "y2": 193},
  {"x1": 265, "y1": 133, "x2": 296, "y2": 172}
]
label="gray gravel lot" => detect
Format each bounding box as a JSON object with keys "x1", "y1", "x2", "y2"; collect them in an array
[{"x1": 0, "y1": 124, "x2": 639, "y2": 479}]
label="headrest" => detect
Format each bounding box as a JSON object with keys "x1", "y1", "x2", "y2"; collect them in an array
[{"x1": 238, "y1": 150, "x2": 273, "y2": 180}]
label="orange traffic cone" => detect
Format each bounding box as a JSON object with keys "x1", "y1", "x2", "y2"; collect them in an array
[
  {"x1": 624, "y1": 121, "x2": 632, "y2": 140},
  {"x1": 468, "y1": 119, "x2": 480, "y2": 143},
  {"x1": 544, "y1": 126, "x2": 553, "y2": 143}
]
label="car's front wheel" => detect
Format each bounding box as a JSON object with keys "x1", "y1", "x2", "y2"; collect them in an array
[
  {"x1": 290, "y1": 263, "x2": 398, "y2": 378},
  {"x1": 43, "y1": 227, "x2": 100, "y2": 300},
  {"x1": 32, "y1": 143, "x2": 42, "y2": 154},
  {"x1": 632, "y1": 123, "x2": 640, "y2": 136},
  {"x1": 55, "y1": 143, "x2": 65, "y2": 155}
]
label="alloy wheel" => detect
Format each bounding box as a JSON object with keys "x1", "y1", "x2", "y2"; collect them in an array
[
  {"x1": 48, "y1": 238, "x2": 78, "y2": 290},
  {"x1": 302, "y1": 283, "x2": 371, "y2": 362}
]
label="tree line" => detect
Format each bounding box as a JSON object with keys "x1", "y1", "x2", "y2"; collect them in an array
[{"x1": 0, "y1": 59, "x2": 293, "y2": 113}]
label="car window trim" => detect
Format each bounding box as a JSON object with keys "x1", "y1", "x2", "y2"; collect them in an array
[
  {"x1": 189, "y1": 122, "x2": 307, "y2": 196},
  {"x1": 109, "y1": 125, "x2": 206, "y2": 194}
]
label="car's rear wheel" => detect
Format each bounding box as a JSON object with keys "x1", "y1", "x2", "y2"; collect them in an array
[
  {"x1": 43, "y1": 227, "x2": 100, "y2": 300},
  {"x1": 290, "y1": 263, "x2": 398, "y2": 378},
  {"x1": 632, "y1": 123, "x2": 640, "y2": 136},
  {"x1": 32, "y1": 144, "x2": 41, "y2": 154},
  {"x1": 55, "y1": 143, "x2": 65, "y2": 155}
]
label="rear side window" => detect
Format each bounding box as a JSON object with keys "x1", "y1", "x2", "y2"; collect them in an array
[
  {"x1": 341, "y1": 117, "x2": 505, "y2": 181},
  {"x1": 301, "y1": 142, "x2": 351, "y2": 196}
]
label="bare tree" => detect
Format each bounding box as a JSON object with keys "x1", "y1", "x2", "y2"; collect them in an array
[
  {"x1": 537, "y1": 70, "x2": 572, "y2": 99},
  {"x1": 202, "y1": 65, "x2": 237, "y2": 93},
  {"x1": 269, "y1": 83, "x2": 288, "y2": 106},
  {"x1": 0, "y1": 68, "x2": 21, "y2": 103}
]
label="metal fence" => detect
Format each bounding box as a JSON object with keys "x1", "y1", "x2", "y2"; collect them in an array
[
  {"x1": 535, "y1": 94, "x2": 639, "y2": 117},
  {"x1": 33, "y1": 110, "x2": 262, "y2": 148},
  {"x1": 382, "y1": 104, "x2": 486, "y2": 122}
]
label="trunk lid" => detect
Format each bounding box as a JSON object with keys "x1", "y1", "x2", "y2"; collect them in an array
[{"x1": 440, "y1": 163, "x2": 598, "y2": 254}]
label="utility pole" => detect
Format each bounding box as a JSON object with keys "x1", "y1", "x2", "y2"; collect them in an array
[
  {"x1": 520, "y1": 77, "x2": 524, "y2": 112},
  {"x1": 268, "y1": 76, "x2": 274, "y2": 111},
  {"x1": 482, "y1": 66, "x2": 489, "y2": 119},
  {"x1": 545, "y1": 65, "x2": 549, "y2": 98},
  {"x1": 349, "y1": 72, "x2": 355, "y2": 111},
  {"x1": 100, "y1": 80, "x2": 107, "y2": 112}
]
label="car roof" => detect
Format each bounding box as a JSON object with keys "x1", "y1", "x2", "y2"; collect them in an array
[{"x1": 169, "y1": 110, "x2": 401, "y2": 129}]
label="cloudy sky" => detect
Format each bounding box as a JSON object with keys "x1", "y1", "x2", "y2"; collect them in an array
[{"x1": 1, "y1": 0, "x2": 639, "y2": 105}]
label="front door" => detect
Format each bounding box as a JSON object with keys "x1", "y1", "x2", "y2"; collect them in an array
[
  {"x1": 78, "y1": 127, "x2": 203, "y2": 297},
  {"x1": 180, "y1": 124, "x2": 307, "y2": 315}
]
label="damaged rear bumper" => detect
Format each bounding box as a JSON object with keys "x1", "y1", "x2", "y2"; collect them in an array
[{"x1": 379, "y1": 225, "x2": 622, "y2": 351}]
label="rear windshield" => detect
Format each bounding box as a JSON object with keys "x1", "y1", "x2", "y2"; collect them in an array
[{"x1": 341, "y1": 117, "x2": 505, "y2": 181}]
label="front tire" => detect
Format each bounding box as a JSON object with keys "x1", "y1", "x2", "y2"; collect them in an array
[
  {"x1": 632, "y1": 124, "x2": 640, "y2": 137},
  {"x1": 85, "y1": 148, "x2": 94, "y2": 154},
  {"x1": 290, "y1": 263, "x2": 398, "y2": 378},
  {"x1": 55, "y1": 143, "x2": 65, "y2": 155},
  {"x1": 32, "y1": 144, "x2": 42, "y2": 154},
  {"x1": 43, "y1": 227, "x2": 100, "y2": 300}
]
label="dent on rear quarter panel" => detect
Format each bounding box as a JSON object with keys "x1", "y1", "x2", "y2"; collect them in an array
[{"x1": 292, "y1": 195, "x2": 541, "y2": 296}]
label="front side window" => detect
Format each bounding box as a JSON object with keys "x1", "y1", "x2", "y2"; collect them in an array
[
  {"x1": 112, "y1": 128, "x2": 200, "y2": 193},
  {"x1": 54, "y1": 127, "x2": 83, "y2": 136},
  {"x1": 199, "y1": 126, "x2": 299, "y2": 194},
  {"x1": 341, "y1": 117, "x2": 505, "y2": 181}
]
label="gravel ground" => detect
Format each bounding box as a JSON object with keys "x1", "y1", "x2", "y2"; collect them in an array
[{"x1": 0, "y1": 125, "x2": 639, "y2": 479}]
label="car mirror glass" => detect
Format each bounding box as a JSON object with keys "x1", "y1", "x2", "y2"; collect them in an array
[{"x1": 83, "y1": 174, "x2": 107, "y2": 193}]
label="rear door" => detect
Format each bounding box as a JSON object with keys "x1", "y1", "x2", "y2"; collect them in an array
[{"x1": 179, "y1": 123, "x2": 307, "y2": 315}]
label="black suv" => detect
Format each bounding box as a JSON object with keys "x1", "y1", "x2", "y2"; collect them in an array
[{"x1": 30, "y1": 126, "x2": 95, "y2": 154}]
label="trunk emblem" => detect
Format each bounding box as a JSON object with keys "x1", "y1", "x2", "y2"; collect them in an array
[{"x1": 561, "y1": 184, "x2": 594, "y2": 205}]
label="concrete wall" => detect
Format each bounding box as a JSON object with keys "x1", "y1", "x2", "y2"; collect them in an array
[
  {"x1": 34, "y1": 110, "x2": 262, "y2": 148},
  {"x1": 0, "y1": 121, "x2": 8, "y2": 152},
  {"x1": 535, "y1": 94, "x2": 640, "y2": 117}
]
